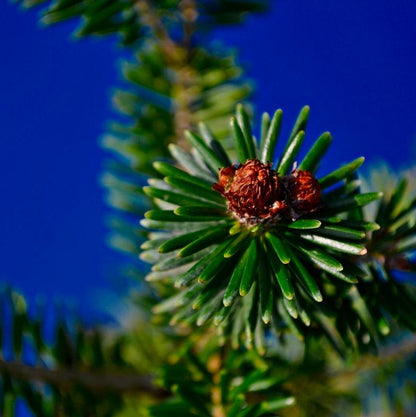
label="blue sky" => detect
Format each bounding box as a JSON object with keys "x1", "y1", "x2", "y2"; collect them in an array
[{"x1": 0, "y1": 0, "x2": 415, "y2": 317}]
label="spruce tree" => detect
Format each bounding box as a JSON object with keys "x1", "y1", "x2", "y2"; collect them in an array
[{"x1": 1, "y1": 1, "x2": 416, "y2": 416}]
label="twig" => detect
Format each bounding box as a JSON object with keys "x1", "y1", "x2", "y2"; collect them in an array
[
  {"x1": 0, "y1": 359, "x2": 169, "y2": 398},
  {"x1": 285, "y1": 335, "x2": 416, "y2": 409},
  {"x1": 133, "y1": 0, "x2": 198, "y2": 144},
  {"x1": 330, "y1": 334, "x2": 416, "y2": 381},
  {"x1": 134, "y1": 0, "x2": 177, "y2": 62},
  {"x1": 208, "y1": 350, "x2": 227, "y2": 417}
]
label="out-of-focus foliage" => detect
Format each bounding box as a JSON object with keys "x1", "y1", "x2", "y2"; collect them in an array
[
  {"x1": 13, "y1": 0, "x2": 268, "y2": 267},
  {"x1": 0, "y1": 286, "x2": 174, "y2": 416},
  {"x1": 149, "y1": 334, "x2": 295, "y2": 417},
  {"x1": 362, "y1": 163, "x2": 416, "y2": 276},
  {"x1": 277, "y1": 334, "x2": 416, "y2": 417},
  {"x1": 12, "y1": 0, "x2": 268, "y2": 46}
]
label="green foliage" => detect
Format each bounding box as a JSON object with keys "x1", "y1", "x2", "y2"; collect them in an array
[
  {"x1": 150, "y1": 345, "x2": 295, "y2": 417},
  {"x1": 12, "y1": 0, "x2": 268, "y2": 45},
  {"x1": 13, "y1": 0, "x2": 143, "y2": 45},
  {"x1": 140, "y1": 106, "x2": 413, "y2": 355},
  {"x1": 0, "y1": 287, "x2": 170, "y2": 416},
  {"x1": 365, "y1": 166, "x2": 416, "y2": 276},
  {"x1": 4, "y1": 0, "x2": 416, "y2": 416},
  {"x1": 13, "y1": 0, "x2": 266, "y2": 264}
]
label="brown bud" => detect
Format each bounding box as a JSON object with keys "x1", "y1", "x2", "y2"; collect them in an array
[
  {"x1": 283, "y1": 170, "x2": 321, "y2": 214},
  {"x1": 212, "y1": 165, "x2": 236, "y2": 195},
  {"x1": 213, "y1": 159, "x2": 288, "y2": 224}
]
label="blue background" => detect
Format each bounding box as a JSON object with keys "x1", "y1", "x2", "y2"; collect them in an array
[{"x1": 0, "y1": 0, "x2": 415, "y2": 317}]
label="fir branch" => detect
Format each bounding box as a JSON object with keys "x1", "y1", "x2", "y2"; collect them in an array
[
  {"x1": 207, "y1": 351, "x2": 226, "y2": 417},
  {"x1": 330, "y1": 335, "x2": 416, "y2": 382},
  {"x1": 102, "y1": 3, "x2": 254, "y2": 263},
  {"x1": 134, "y1": 0, "x2": 198, "y2": 143},
  {"x1": 281, "y1": 336, "x2": 416, "y2": 417},
  {"x1": 141, "y1": 106, "x2": 385, "y2": 351},
  {"x1": 10, "y1": 2, "x2": 416, "y2": 416},
  {"x1": 180, "y1": 0, "x2": 198, "y2": 52},
  {"x1": 134, "y1": 0, "x2": 177, "y2": 59},
  {"x1": 0, "y1": 359, "x2": 169, "y2": 398}
]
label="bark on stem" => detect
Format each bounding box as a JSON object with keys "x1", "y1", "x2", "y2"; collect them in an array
[
  {"x1": 134, "y1": 0, "x2": 198, "y2": 144},
  {"x1": 0, "y1": 359, "x2": 169, "y2": 397},
  {"x1": 208, "y1": 351, "x2": 227, "y2": 417}
]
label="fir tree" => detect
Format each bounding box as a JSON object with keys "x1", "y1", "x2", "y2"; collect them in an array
[{"x1": 1, "y1": 1, "x2": 416, "y2": 416}]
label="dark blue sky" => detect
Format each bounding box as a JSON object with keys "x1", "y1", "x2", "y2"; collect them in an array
[{"x1": 1, "y1": 0, "x2": 415, "y2": 315}]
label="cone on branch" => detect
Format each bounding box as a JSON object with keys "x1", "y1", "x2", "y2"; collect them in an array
[{"x1": 141, "y1": 105, "x2": 384, "y2": 352}]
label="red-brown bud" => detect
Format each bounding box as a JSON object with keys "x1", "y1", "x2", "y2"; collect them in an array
[
  {"x1": 213, "y1": 159, "x2": 288, "y2": 224},
  {"x1": 212, "y1": 165, "x2": 237, "y2": 195},
  {"x1": 283, "y1": 170, "x2": 321, "y2": 214}
]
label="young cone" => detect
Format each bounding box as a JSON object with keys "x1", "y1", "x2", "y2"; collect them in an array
[{"x1": 142, "y1": 105, "x2": 382, "y2": 352}]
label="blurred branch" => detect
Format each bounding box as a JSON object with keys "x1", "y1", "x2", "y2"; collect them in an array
[
  {"x1": 208, "y1": 351, "x2": 226, "y2": 417},
  {"x1": 134, "y1": 0, "x2": 177, "y2": 60},
  {"x1": 0, "y1": 359, "x2": 169, "y2": 398},
  {"x1": 134, "y1": 0, "x2": 198, "y2": 143},
  {"x1": 180, "y1": 0, "x2": 198, "y2": 53},
  {"x1": 331, "y1": 335, "x2": 416, "y2": 382},
  {"x1": 285, "y1": 335, "x2": 416, "y2": 414}
]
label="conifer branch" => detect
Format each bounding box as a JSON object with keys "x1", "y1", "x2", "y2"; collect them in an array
[
  {"x1": 8, "y1": 2, "x2": 416, "y2": 415},
  {"x1": 180, "y1": 0, "x2": 198, "y2": 52},
  {"x1": 134, "y1": 0, "x2": 177, "y2": 60},
  {"x1": 207, "y1": 351, "x2": 226, "y2": 417},
  {"x1": 283, "y1": 335, "x2": 416, "y2": 412},
  {"x1": 134, "y1": 0, "x2": 198, "y2": 144},
  {"x1": 330, "y1": 335, "x2": 416, "y2": 382},
  {"x1": 0, "y1": 359, "x2": 169, "y2": 398}
]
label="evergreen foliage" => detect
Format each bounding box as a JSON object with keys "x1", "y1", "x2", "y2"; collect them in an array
[
  {"x1": 3, "y1": 1, "x2": 416, "y2": 416},
  {"x1": 141, "y1": 106, "x2": 416, "y2": 358}
]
